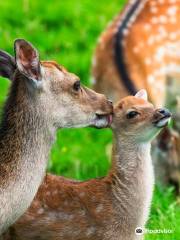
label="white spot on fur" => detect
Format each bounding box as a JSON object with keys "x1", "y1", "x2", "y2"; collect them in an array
[
  {"x1": 165, "y1": 43, "x2": 180, "y2": 57},
  {"x1": 129, "y1": 14, "x2": 137, "y2": 24},
  {"x1": 147, "y1": 76, "x2": 155, "y2": 84},
  {"x1": 158, "y1": 26, "x2": 168, "y2": 38},
  {"x1": 86, "y1": 226, "x2": 95, "y2": 236},
  {"x1": 167, "y1": 6, "x2": 177, "y2": 16},
  {"x1": 159, "y1": 15, "x2": 167, "y2": 24},
  {"x1": 166, "y1": 64, "x2": 180, "y2": 73},
  {"x1": 154, "y1": 42, "x2": 180, "y2": 62},
  {"x1": 154, "y1": 47, "x2": 165, "y2": 62},
  {"x1": 79, "y1": 192, "x2": 85, "y2": 197},
  {"x1": 150, "y1": 64, "x2": 180, "y2": 80},
  {"x1": 37, "y1": 208, "x2": 44, "y2": 215},
  {"x1": 96, "y1": 204, "x2": 103, "y2": 213},
  {"x1": 150, "y1": 6, "x2": 158, "y2": 13},
  {"x1": 123, "y1": 29, "x2": 129, "y2": 36}
]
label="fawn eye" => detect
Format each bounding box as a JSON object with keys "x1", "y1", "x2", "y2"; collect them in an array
[
  {"x1": 126, "y1": 111, "x2": 139, "y2": 119},
  {"x1": 73, "y1": 81, "x2": 81, "y2": 91}
]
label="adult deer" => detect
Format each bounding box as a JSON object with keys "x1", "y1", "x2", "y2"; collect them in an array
[
  {"x1": 92, "y1": 0, "x2": 180, "y2": 191},
  {"x1": 0, "y1": 39, "x2": 113, "y2": 234},
  {"x1": 3, "y1": 90, "x2": 171, "y2": 240}
]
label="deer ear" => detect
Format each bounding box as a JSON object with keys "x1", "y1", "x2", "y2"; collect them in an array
[
  {"x1": 135, "y1": 89, "x2": 148, "y2": 101},
  {"x1": 0, "y1": 50, "x2": 16, "y2": 81},
  {"x1": 14, "y1": 39, "x2": 42, "y2": 86}
]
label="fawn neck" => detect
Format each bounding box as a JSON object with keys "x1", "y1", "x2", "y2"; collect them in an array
[
  {"x1": 0, "y1": 76, "x2": 54, "y2": 233},
  {"x1": 109, "y1": 132, "x2": 154, "y2": 228}
]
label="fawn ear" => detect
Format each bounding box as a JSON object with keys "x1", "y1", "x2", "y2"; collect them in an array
[
  {"x1": 135, "y1": 89, "x2": 148, "y2": 101},
  {"x1": 14, "y1": 39, "x2": 42, "y2": 86},
  {"x1": 0, "y1": 50, "x2": 16, "y2": 81}
]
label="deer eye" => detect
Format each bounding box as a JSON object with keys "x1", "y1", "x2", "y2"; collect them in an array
[
  {"x1": 126, "y1": 111, "x2": 139, "y2": 119},
  {"x1": 73, "y1": 81, "x2": 81, "y2": 91}
]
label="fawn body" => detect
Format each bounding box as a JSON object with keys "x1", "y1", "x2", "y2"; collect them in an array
[
  {"x1": 4, "y1": 90, "x2": 171, "y2": 240},
  {"x1": 92, "y1": 0, "x2": 180, "y2": 190},
  {"x1": 0, "y1": 39, "x2": 112, "y2": 234}
]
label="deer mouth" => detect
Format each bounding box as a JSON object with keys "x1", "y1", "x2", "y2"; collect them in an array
[
  {"x1": 153, "y1": 115, "x2": 171, "y2": 128},
  {"x1": 93, "y1": 113, "x2": 113, "y2": 128}
]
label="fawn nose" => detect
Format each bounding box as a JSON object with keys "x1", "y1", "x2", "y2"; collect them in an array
[
  {"x1": 157, "y1": 108, "x2": 172, "y2": 118},
  {"x1": 153, "y1": 108, "x2": 171, "y2": 128},
  {"x1": 108, "y1": 99, "x2": 113, "y2": 105}
]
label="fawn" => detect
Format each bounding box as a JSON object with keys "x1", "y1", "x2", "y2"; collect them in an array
[
  {"x1": 0, "y1": 39, "x2": 113, "y2": 234},
  {"x1": 3, "y1": 90, "x2": 171, "y2": 240},
  {"x1": 92, "y1": 0, "x2": 180, "y2": 191}
]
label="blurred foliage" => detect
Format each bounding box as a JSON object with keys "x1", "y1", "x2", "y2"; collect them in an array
[{"x1": 0, "y1": 0, "x2": 179, "y2": 239}]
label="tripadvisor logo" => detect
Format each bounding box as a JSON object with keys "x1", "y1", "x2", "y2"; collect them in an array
[
  {"x1": 135, "y1": 227, "x2": 143, "y2": 235},
  {"x1": 135, "y1": 227, "x2": 173, "y2": 235}
]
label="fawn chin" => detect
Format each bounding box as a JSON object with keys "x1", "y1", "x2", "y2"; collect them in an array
[{"x1": 3, "y1": 89, "x2": 171, "y2": 240}]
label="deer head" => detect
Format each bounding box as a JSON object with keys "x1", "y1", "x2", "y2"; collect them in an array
[
  {"x1": 0, "y1": 39, "x2": 113, "y2": 130},
  {"x1": 112, "y1": 89, "x2": 171, "y2": 142}
]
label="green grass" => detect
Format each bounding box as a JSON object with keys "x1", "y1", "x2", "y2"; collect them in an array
[
  {"x1": 146, "y1": 186, "x2": 180, "y2": 239},
  {"x1": 0, "y1": 1, "x2": 179, "y2": 239}
]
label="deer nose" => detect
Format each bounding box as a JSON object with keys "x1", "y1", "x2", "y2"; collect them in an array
[
  {"x1": 158, "y1": 108, "x2": 172, "y2": 118},
  {"x1": 108, "y1": 99, "x2": 113, "y2": 105}
]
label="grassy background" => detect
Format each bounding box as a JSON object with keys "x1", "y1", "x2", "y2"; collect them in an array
[{"x1": 0, "y1": 0, "x2": 179, "y2": 239}]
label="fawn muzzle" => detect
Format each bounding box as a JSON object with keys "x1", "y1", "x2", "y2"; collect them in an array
[{"x1": 153, "y1": 108, "x2": 172, "y2": 128}]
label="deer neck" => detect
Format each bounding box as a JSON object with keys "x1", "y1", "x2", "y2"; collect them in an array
[
  {"x1": 109, "y1": 133, "x2": 154, "y2": 227},
  {"x1": 111, "y1": 134, "x2": 151, "y2": 173},
  {"x1": 0, "y1": 78, "x2": 55, "y2": 233}
]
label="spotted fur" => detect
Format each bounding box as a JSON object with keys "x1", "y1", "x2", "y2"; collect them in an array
[
  {"x1": 92, "y1": 0, "x2": 180, "y2": 191},
  {"x1": 3, "y1": 91, "x2": 171, "y2": 240}
]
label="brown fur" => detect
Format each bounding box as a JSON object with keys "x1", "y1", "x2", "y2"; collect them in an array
[
  {"x1": 3, "y1": 92, "x2": 171, "y2": 240},
  {"x1": 92, "y1": 0, "x2": 180, "y2": 191},
  {"x1": 0, "y1": 39, "x2": 112, "y2": 234}
]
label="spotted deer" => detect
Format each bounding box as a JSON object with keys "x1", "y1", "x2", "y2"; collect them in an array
[
  {"x1": 2, "y1": 90, "x2": 171, "y2": 240},
  {"x1": 92, "y1": 0, "x2": 180, "y2": 191},
  {"x1": 0, "y1": 39, "x2": 113, "y2": 234}
]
